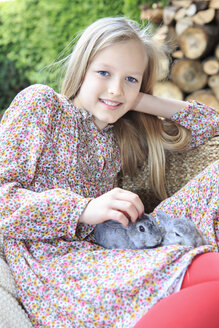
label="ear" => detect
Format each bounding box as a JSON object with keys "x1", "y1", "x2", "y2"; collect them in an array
[
  {"x1": 156, "y1": 210, "x2": 171, "y2": 222},
  {"x1": 155, "y1": 210, "x2": 174, "y2": 230}
]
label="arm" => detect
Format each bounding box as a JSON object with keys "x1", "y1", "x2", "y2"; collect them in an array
[
  {"x1": 0, "y1": 85, "x2": 144, "y2": 241},
  {"x1": 134, "y1": 92, "x2": 188, "y2": 118},
  {"x1": 0, "y1": 85, "x2": 91, "y2": 240},
  {"x1": 134, "y1": 92, "x2": 219, "y2": 148}
]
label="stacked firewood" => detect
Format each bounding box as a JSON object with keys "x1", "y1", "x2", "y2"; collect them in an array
[{"x1": 140, "y1": 0, "x2": 219, "y2": 111}]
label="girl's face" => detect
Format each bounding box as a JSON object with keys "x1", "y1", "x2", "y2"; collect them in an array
[{"x1": 73, "y1": 39, "x2": 147, "y2": 130}]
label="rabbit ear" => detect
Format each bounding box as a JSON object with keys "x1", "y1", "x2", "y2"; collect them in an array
[
  {"x1": 156, "y1": 210, "x2": 171, "y2": 220},
  {"x1": 156, "y1": 210, "x2": 171, "y2": 226}
]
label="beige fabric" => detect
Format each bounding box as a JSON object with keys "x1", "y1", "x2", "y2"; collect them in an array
[
  {"x1": 0, "y1": 136, "x2": 218, "y2": 327},
  {"x1": 0, "y1": 235, "x2": 33, "y2": 328}
]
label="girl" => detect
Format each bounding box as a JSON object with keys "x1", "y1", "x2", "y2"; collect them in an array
[{"x1": 0, "y1": 16, "x2": 218, "y2": 328}]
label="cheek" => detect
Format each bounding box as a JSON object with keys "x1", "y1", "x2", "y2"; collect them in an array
[
  {"x1": 81, "y1": 77, "x2": 103, "y2": 97},
  {"x1": 126, "y1": 87, "x2": 140, "y2": 104}
]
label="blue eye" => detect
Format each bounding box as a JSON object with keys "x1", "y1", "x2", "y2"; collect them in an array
[
  {"x1": 98, "y1": 71, "x2": 109, "y2": 77},
  {"x1": 126, "y1": 76, "x2": 138, "y2": 83}
]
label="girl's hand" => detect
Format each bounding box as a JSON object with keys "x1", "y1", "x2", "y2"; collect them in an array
[{"x1": 79, "y1": 188, "x2": 144, "y2": 227}]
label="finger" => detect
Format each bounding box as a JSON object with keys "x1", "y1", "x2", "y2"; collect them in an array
[
  {"x1": 111, "y1": 189, "x2": 144, "y2": 220},
  {"x1": 111, "y1": 200, "x2": 139, "y2": 223},
  {"x1": 107, "y1": 209, "x2": 129, "y2": 227}
]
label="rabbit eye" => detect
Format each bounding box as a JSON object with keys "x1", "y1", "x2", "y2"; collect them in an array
[
  {"x1": 175, "y1": 232, "x2": 181, "y2": 237},
  {"x1": 139, "y1": 225, "x2": 145, "y2": 232}
]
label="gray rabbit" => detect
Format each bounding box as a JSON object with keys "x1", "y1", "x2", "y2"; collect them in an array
[
  {"x1": 94, "y1": 210, "x2": 207, "y2": 249},
  {"x1": 94, "y1": 213, "x2": 163, "y2": 249},
  {"x1": 157, "y1": 210, "x2": 207, "y2": 247}
]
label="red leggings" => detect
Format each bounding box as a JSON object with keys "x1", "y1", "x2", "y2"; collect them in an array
[{"x1": 134, "y1": 252, "x2": 219, "y2": 328}]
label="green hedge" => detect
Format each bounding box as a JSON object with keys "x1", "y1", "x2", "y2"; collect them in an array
[{"x1": 0, "y1": 0, "x2": 166, "y2": 111}]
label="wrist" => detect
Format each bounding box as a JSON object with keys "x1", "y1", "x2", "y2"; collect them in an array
[
  {"x1": 79, "y1": 198, "x2": 93, "y2": 224},
  {"x1": 133, "y1": 92, "x2": 146, "y2": 113}
]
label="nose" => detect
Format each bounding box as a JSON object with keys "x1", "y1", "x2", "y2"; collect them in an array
[{"x1": 108, "y1": 78, "x2": 123, "y2": 96}]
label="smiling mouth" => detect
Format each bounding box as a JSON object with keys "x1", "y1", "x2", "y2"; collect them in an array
[{"x1": 100, "y1": 99, "x2": 122, "y2": 108}]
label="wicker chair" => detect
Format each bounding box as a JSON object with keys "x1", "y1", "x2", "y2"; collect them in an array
[{"x1": 120, "y1": 136, "x2": 219, "y2": 213}]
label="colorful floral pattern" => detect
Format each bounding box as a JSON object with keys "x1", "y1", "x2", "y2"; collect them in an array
[{"x1": 0, "y1": 84, "x2": 218, "y2": 327}]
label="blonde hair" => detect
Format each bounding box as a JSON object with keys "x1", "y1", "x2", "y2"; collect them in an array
[{"x1": 61, "y1": 17, "x2": 191, "y2": 200}]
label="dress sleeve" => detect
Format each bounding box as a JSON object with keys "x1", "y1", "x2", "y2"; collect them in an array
[
  {"x1": 0, "y1": 85, "x2": 91, "y2": 241},
  {"x1": 169, "y1": 100, "x2": 219, "y2": 148}
]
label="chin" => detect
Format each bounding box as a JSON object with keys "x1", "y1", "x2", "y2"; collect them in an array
[{"x1": 96, "y1": 116, "x2": 118, "y2": 128}]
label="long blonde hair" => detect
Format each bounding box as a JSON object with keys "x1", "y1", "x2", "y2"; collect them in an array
[{"x1": 61, "y1": 17, "x2": 191, "y2": 200}]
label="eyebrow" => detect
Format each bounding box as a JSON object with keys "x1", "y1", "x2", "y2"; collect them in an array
[{"x1": 92, "y1": 63, "x2": 143, "y2": 76}]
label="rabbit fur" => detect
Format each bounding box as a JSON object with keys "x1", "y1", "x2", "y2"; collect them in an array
[
  {"x1": 94, "y1": 213, "x2": 163, "y2": 249},
  {"x1": 94, "y1": 211, "x2": 206, "y2": 249},
  {"x1": 157, "y1": 211, "x2": 207, "y2": 247}
]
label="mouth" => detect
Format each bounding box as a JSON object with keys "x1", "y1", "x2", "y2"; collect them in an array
[
  {"x1": 145, "y1": 240, "x2": 163, "y2": 249},
  {"x1": 99, "y1": 98, "x2": 123, "y2": 109},
  {"x1": 145, "y1": 244, "x2": 161, "y2": 249}
]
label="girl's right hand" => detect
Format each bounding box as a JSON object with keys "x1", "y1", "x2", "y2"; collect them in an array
[{"x1": 79, "y1": 188, "x2": 144, "y2": 227}]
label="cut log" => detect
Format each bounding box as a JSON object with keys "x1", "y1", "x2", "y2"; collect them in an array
[
  {"x1": 175, "y1": 17, "x2": 193, "y2": 35},
  {"x1": 175, "y1": 7, "x2": 187, "y2": 21},
  {"x1": 185, "y1": 89, "x2": 219, "y2": 112},
  {"x1": 215, "y1": 44, "x2": 219, "y2": 60},
  {"x1": 186, "y1": 3, "x2": 197, "y2": 16},
  {"x1": 179, "y1": 25, "x2": 219, "y2": 59},
  {"x1": 152, "y1": 25, "x2": 169, "y2": 45},
  {"x1": 208, "y1": 74, "x2": 219, "y2": 100},
  {"x1": 152, "y1": 2, "x2": 162, "y2": 9},
  {"x1": 150, "y1": 0, "x2": 219, "y2": 113},
  {"x1": 215, "y1": 8, "x2": 219, "y2": 25},
  {"x1": 171, "y1": 0, "x2": 192, "y2": 8},
  {"x1": 139, "y1": 4, "x2": 150, "y2": 11},
  {"x1": 194, "y1": 0, "x2": 209, "y2": 11},
  {"x1": 152, "y1": 26, "x2": 178, "y2": 53},
  {"x1": 153, "y1": 81, "x2": 183, "y2": 100},
  {"x1": 172, "y1": 49, "x2": 184, "y2": 59},
  {"x1": 192, "y1": 8, "x2": 215, "y2": 25},
  {"x1": 209, "y1": 0, "x2": 219, "y2": 9},
  {"x1": 170, "y1": 59, "x2": 207, "y2": 93},
  {"x1": 157, "y1": 54, "x2": 170, "y2": 81},
  {"x1": 163, "y1": 6, "x2": 179, "y2": 25},
  {"x1": 140, "y1": 8, "x2": 163, "y2": 24},
  {"x1": 203, "y1": 57, "x2": 219, "y2": 75}
]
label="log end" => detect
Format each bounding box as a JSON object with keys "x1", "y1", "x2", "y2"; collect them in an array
[{"x1": 186, "y1": 89, "x2": 219, "y2": 112}]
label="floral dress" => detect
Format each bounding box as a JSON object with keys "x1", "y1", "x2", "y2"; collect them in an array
[{"x1": 0, "y1": 84, "x2": 218, "y2": 328}]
